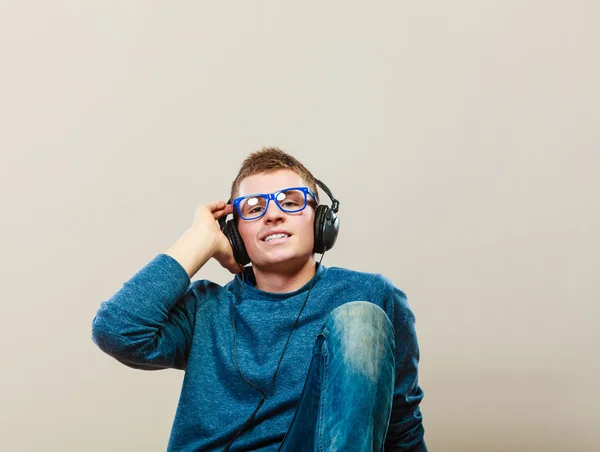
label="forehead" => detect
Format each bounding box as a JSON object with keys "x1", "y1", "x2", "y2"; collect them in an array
[{"x1": 238, "y1": 170, "x2": 306, "y2": 196}]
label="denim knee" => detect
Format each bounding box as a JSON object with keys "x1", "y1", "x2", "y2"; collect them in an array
[{"x1": 322, "y1": 301, "x2": 395, "y2": 382}]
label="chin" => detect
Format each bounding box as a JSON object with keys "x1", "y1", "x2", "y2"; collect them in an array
[{"x1": 251, "y1": 250, "x2": 313, "y2": 271}]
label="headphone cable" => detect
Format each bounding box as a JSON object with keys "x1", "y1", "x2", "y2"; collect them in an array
[{"x1": 222, "y1": 253, "x2": 326, "y2": 451}]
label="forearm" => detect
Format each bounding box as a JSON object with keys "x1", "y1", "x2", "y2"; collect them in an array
[{"x1": 164, "y1": 226, "x2": 215, "y2": 278}]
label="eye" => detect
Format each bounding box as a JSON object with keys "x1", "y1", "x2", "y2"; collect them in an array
[
  {"x1": 248, "y1": 206, "x2": 265, "y2": 214},
  {"x1": 277, "y1": 190, "x2": 305, "y2": 210}
]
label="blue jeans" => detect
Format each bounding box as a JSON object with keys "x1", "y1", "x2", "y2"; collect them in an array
[{"x1": 278, "y1": 301, "x2": 396, "y2": 451}]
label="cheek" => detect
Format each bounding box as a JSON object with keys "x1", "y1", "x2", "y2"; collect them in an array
[
  {"x1": 300, "y1": 217, "x2": 315, "y2": 241},
  {"x1": 237, "y1": 222, "x2": 256, "y2": 246}
]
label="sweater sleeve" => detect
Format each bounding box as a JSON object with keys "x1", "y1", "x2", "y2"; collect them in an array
[
  {"x1": 91, "y1": 253, "x2": 197, "y2": 371},
  {"x1": 383, "y1": 281, "x2": 428, "y2": 451}
]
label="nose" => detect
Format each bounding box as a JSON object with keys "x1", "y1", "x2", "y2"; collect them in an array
[{"x1": 262, "y1": 200, "x2": 285, "y2": 224}]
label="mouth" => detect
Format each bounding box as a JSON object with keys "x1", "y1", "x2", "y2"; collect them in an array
[{"x1": 261, "y1": 232, "x2": 292, "y2": 243}]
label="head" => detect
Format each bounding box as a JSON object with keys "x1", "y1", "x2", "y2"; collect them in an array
[{"x1": 230, "y1": 147, "x2": 320, "y2": 271}]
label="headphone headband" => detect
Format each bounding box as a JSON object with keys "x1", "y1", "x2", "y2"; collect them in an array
[{"x1": 315, "y1": 179, "x2": 339, "y2": 213}]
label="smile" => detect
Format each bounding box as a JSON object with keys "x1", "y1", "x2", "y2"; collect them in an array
[{"x1": 263, "y1": 233, "x2": 291, "y2": 242}]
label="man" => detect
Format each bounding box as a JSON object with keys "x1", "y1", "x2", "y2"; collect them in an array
[{"x1": 92, "y1": 147, "x2": 427, "y2": 451}]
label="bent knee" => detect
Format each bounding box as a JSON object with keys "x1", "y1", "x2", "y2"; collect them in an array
[
  {"x1": 328, "y1": 301, "x2": 393, "y2": 336},
  {"x1": 325, "y1": 301, "x2": 395, "y2": 380}
]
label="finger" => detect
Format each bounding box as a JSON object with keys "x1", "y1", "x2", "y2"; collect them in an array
[
  {"x1": 206, "y1": 201, "x2": 230, "y2": 217},
  {"x1": 212, "y1": 204, "x2": 233, "y2": 220},
  {"x1": 206, "y1": 200, "x2": 227, "y2": 212}
]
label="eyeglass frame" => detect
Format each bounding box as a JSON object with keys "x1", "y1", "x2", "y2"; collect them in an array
[{"x1": 232, "y1": 186, "x2": 319, "y2": 221}]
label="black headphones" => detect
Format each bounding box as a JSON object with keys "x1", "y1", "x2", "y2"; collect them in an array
[{"x1": 218, "y1": 179, "x2": 340, "y2": 266}]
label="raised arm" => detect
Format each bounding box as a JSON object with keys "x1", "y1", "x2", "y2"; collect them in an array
[{"x1": 91, "y1": 201, "x2": 239, "y2": 370}]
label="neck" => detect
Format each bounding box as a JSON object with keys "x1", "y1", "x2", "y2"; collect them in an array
[{"x1": 253, "y1": 257, "x2": 317, "y2": 293}]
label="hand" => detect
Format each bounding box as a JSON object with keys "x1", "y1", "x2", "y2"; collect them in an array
[{"x1": 192, "y1": 201, "x2": 241, "y2": 274}]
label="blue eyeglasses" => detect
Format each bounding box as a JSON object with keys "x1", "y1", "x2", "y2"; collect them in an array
[{"x1": 233, "y1": 187, "x2": 318, "y2": 220}]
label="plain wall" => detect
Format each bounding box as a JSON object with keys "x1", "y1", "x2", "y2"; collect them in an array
[{"x1": 1, "y1": 1, "x2": 598, "y2": 451}]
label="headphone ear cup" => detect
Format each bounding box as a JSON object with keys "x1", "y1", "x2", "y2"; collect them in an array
[
  {"x1": 313, "y1": 205, "x2": 339, "y2": 254},
  {"x1": 224, "y1": 219, "x2": 251, "y2": 266},
  {"x1": 313, "y1": 205, "x2": 328, "y2": 254}
]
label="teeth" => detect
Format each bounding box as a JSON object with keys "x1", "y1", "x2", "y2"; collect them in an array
[{"x1": 264, "y1": 233, "x2": 289, "y2": 242}]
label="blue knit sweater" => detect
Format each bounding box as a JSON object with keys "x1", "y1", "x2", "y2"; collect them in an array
[{"x1": 91, "y1": 254, "x2": 426, "y2": 451}]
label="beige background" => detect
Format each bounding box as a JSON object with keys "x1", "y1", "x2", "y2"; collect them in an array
[{"x1": 1, "y1": 1, "x2": 598, "y2": 451}]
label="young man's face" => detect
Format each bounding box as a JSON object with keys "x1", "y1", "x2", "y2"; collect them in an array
[{"x1": 236, "y1": 169, "x2": 316, "y2": 270}]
